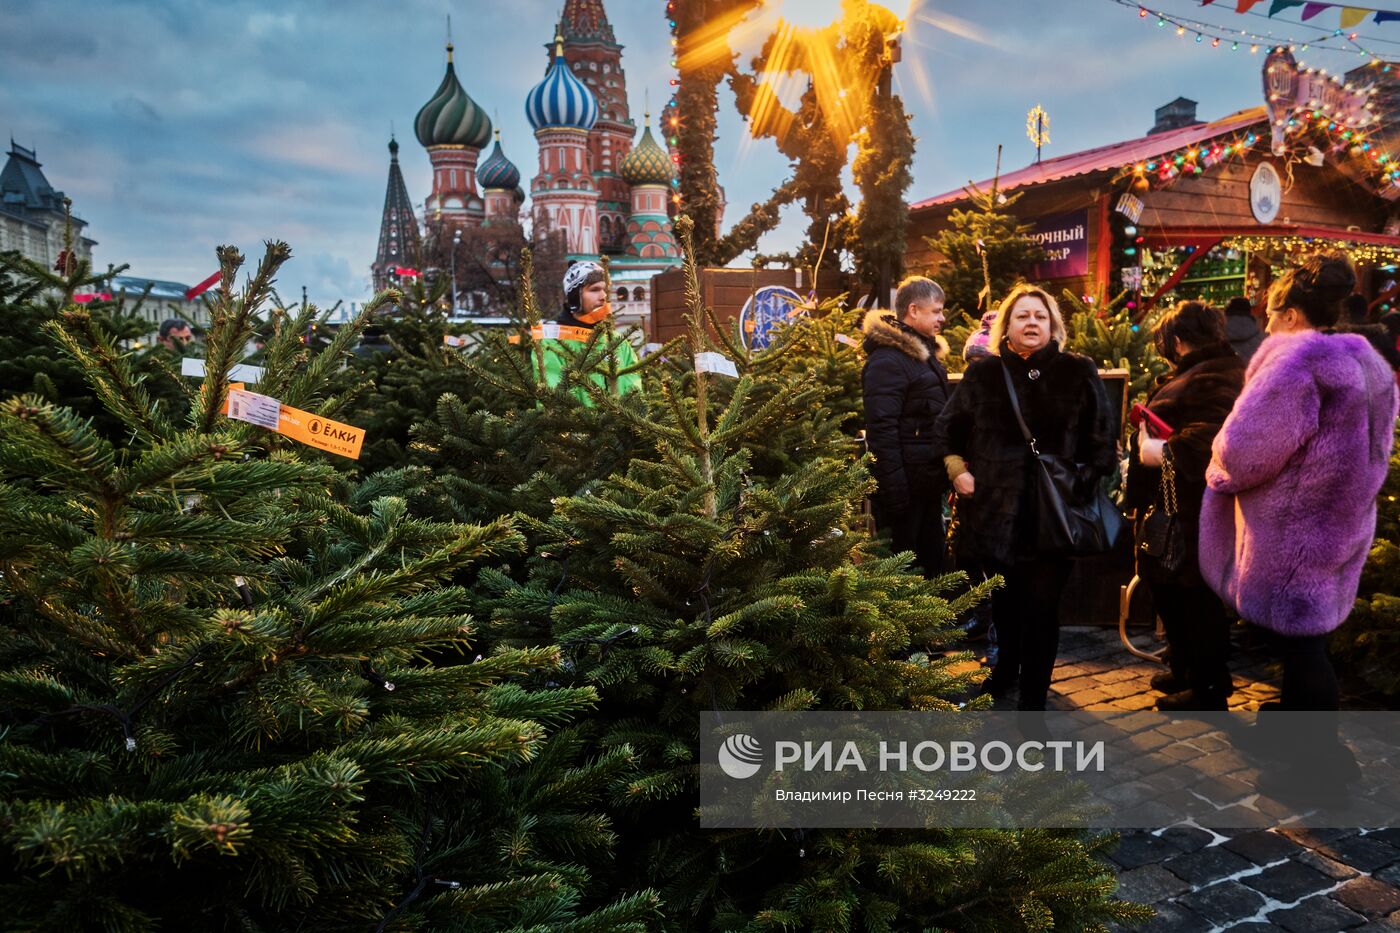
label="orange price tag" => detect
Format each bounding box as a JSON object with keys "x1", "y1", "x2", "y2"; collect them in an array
[
  {"x1": 508, "y1": 323, "x2": 594, "y2": 344},
  {"x1": 224, "y1": 387, "x2": 365, "y2": 460},
  {"x1": 276, "y1": 404, "x2": 365, "y2": 460}
]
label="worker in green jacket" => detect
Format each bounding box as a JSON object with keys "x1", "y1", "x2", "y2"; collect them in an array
[{"x1": 536, "y1": 260, "x2": 642, "y2": 402}]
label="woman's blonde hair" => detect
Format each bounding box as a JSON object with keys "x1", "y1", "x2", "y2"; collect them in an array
[{"x1": 987, "y1": 283, "x2": 1068, "y2": 355}]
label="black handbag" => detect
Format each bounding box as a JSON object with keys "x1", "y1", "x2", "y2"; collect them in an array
[
  {"x1": 1137, "y1": 446, "x2": 1186, "y2": 575},
  {"x1": 999, "y1": 361, "x2": 1125, "y2": 556}
]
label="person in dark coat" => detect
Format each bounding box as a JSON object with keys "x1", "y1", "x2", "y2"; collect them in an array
[
  {"x1": 861, "y1": 276, "x2": 951, "y2": 578},
  {"x1": 1125, "y1": 301, "x2": 1245, "y2": 711},
  {"x1": 932, "y1": 283, "x2": 1118, "y2": 710},
  {"x1": 1223, "y1": 296, "x2": 1264, "y2": 363}
]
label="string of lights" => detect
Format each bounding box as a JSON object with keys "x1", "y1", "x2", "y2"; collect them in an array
[{"x1": 1108, "y1": 0, "x2": 1392, "y2": 61}]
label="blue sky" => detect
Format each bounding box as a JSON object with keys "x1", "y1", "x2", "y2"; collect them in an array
[{"x1": 4, "y1": 0, "x2": 1397, "y2": 308}]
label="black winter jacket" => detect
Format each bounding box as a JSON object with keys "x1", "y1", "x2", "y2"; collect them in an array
[
  {"x1": 1125, "y1": 345, "x2": 1244, "y2": 584},
  {"x1": 931, "y1": 343, "x2": 1118, "y2": 564},
  {"x1": 861, "y1": 311, "x2": 951, "y2": 511}
]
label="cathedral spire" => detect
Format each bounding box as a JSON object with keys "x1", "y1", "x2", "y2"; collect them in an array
[
  {"x1": 371, "y1": 137, "x2": 422, "y2": 292},
  {"x1": 556, "y1": 0, "x2": 617, "y2": 46}
]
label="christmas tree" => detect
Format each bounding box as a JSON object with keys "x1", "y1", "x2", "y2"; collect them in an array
[
  {"x1": 1061, "y1": 287, "x2": 1168, "y2": 403},
  {"x1": 470, "y1": 217, "x2": 1149, "y2": 930},
  {"x1": 0, "y1": 242, "x2": 662, "y2": 931},
  {"x1": 921, "y1": 176, "x2": 1044, "y2": 320},
  {"x1": 0, "y1": 224, "x2": 186, "y2": 438}
]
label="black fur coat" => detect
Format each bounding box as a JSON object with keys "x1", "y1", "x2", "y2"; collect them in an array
[{"x1": 931, "y1": 342, "x2": 1118, "y2": 564}]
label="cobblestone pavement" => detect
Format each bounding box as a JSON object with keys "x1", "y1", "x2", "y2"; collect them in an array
[{"x1": 978, "y1": 625, "x2": 1400, "y2": 932}]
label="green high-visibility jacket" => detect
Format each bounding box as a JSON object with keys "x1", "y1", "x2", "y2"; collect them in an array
[{"x1": 535, "y1": 326, "x2": 643, "y2": 405}]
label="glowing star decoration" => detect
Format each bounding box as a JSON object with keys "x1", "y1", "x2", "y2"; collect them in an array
[{"x1": 1027, "y1": 105, "x2": 1051, "y2": 163}]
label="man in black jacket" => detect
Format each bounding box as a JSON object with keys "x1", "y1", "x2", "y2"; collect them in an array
[{"x1": 861, "y1": 276, "x2": 950, "y2": 577}]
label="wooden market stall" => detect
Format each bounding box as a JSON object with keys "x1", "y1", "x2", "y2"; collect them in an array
[{"x1": 906, "y1": 49, "x2": 1400, "y2": 320}]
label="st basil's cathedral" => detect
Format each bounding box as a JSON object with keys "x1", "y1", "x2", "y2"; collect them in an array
[{"x1": 372, "y1": 0, "x2": 720, "y2": 320}]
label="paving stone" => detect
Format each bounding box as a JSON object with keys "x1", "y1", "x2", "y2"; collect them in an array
[
  {"x1": 1377, "y1": 862, "x2": 1400, "y2": 887},
  {"x1": 1130, "y1": 901, "x2": 1214, "y2": 933},
  {"x1": 1210, "y1": 803, "x2": 1277, "y2": 829},
  {"x1": 1227, "y1": 925, "x2": 1289, "y2": 932},
  {"x1": 1116, "y1": 693, "x2": 1160, "y2": 710},
  {"x1": 1296, "y1": 849, "x2": 1362, "y2": 881},
  {"x1": 1066, "y1": 688, "x2": 1110, "y2": 706},
  {"x1": 1163, "y1": 845, "x2": 1255, "y2": 885},
  {"x1": 1334, "y1": 878, "x2": 1400, "y2": 919},
  {"x1": 1224, "y1": 830, "x2": 1308, "y2": 865},
  {"x1": 1159, "y1": 825, "x2": 1215, "y2": 853},
  {"x1": 1268, "y1": 895, "x2": 1368, "y2": 932},
  {"x1": 1242, "y1": 861, "x2": 1335, "y2": 901},
  {"x1": 1278, "y1": 827, "x2": 1362, "y2": 847},
  {"x1": 1094, "y1": 668, "x2": 1141, "y2": 685},
  {"x1": 1364, "y1": 829, "x2": 1400, "y2": 849},
  {"x1": 1355, "y1": 919, "x2": 1400, "y2": 933},
  {"x1": 1107, "y1": 831, "x2": 1189, "y2": 869},
  {"x1": 1128, "y1": 729, "x2": 1175, "y2": 752},
  {"x1": 1115, "y1": 864, "x2": 1192, "y2": 904},
  {"x1": 1159, "y1": 719, "x2": 1213, "y2": 739},
  {"x1": 1101, "y1": 680, "x2": 1147, "y2": 699},
  {"x1": 1320, "y1": 836, "x2": 1400, "y2": 873},
  {"x1": 1177, "y1": 879, "x2": 1267, "y2": 926},
  {"x1": 1056, "y1": 675, "x2": 1101, "y2": 693}
]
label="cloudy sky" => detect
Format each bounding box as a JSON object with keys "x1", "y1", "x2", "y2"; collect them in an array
[{"x1": 4, "y1": 0, "x2": 1397, "y2": 307}]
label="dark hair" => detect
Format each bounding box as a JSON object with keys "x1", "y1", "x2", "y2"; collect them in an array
[
  {"x1": 1266, "y1": 253, "x2": 1357, "y2": 328},
  {"x1": 1153, "y1": 300, "x2": 1228, "y2": 365},
  {"x1": 1344, "y1": 293, "x2": 1370, "y2": 325},
  {"x1": 159, "y1": 318, "x2": 191, "y2": 337},
  {"x1": 1224, "y1": 297, "x2": 1253, "y2": 318}
]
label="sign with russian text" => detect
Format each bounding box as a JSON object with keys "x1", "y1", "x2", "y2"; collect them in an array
[{"x1": 1027, "y1": 210, "x2": 1089, "y2": 280}]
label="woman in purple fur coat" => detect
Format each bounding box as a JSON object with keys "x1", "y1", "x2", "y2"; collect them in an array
[{"x1": 1200, "y1": 255, "x2": 1399, "y2": 722}]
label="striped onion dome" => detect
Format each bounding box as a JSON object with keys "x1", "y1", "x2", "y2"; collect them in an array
[
  {"x1": 526, "y1": 36, "x2": 598, "y2": 131},
  {"x1": 414, "y1": 45, "x2": 492, "y2": 149},
  {"x1": 477, "y1": 131, "x2": 521, "y2": 189},
  {"x1": 619, "y1": 120, "x2": 675, "y2": 186}
]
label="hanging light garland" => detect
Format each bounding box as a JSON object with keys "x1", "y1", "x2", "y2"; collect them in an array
[
  {"x1": 1115, "y1": 129, "x2": 1265, "y2": 189},
  {"x1": 665, "y1": 0, "x2": 683, "y2": 208},
  {"x1": 1113, "y1": 46, "x2": 1399, "y2": 194},
  {"x1": 1222, "y1": 233, "x2": 1400, "y2": 264},
  {"x1": 1110, "y1": 0, "x2": 1389, "y2": 63}
]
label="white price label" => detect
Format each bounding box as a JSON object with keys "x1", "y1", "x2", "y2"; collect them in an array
[
  {"x1": 226, "y1": 389, "x2": 282, "y2": 430},
  {"x1": 538, "y1": 322, "x2": 562, "y2": 340},
  {"x1": 835, "y1": 333, "x2": 857, "y2": 347},
  {"x1": 443, "y1": 334, "x2": 467, "y2": 347},
  {"x1": 182, "y1": 358, "x2": 265, "y2": 383},
  {"x1": 694, "y1": 351, "x2": 739, "y2": 378},
  {"x1": 641, "y1": 342, "x2": 664, "y2": 357}
]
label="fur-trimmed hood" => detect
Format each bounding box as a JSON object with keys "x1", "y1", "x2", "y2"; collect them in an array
[{"x1": 862, "y1": 310, "x2": 931, "y2": 362}]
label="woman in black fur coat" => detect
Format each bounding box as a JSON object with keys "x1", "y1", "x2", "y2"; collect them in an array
[
  {"x1": 932, "y1": 284, "x2": 1118, "y2": 710},
  {"x1": 1125, "y1": 301, "x2": 1245, "y2": 711}
]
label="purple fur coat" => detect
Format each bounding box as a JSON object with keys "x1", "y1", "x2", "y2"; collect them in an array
[{"x1": 1199, "y1": 330, "x2": 1399, "y2": 636}]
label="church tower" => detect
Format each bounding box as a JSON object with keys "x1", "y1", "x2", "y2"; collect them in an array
[
  {"x1": 414, "y1": 42, "x2": 493, "y2": 233},
  {"x1": 526, "y1": 33, "x2": 600, "y2": 256},
  {"x1": 554, "y1": 0, "x2": 633, "y2": 254},
  {"x1": 371, "y1": 137, "x2": 423, "y2": 292}
]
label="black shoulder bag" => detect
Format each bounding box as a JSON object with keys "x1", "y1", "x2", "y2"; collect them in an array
[
  {"x1": 1136, "y1": 445, "x2": 1185, "y2": 575},
  {"x1": 999, "y1": 361, "x2": 1126, "y2": 556}
]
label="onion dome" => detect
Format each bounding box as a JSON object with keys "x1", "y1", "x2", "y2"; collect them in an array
[
  {"x1": 512, "y1": 186, "x2": 526, "y2": 203},
  {"x1": 415, "y1": 44, "x2": 492, "y2": 149},
  {"x1": 477, "y1": 131, "x2": 521, "y2": 190},
  {"x1": 526, "y1": 35, "x2": 598, "y2": 131},
  {"x1": 619, "y1": 118, "x2": 675, "y2": 186}
]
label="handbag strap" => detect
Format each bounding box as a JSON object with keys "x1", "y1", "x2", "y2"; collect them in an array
[
  {"x1": 999, "y1": 360, "x2": 1041, "y2": 456},
  {"x1": 1161, "y1": 446, "x2": 1180, "y2": 516}
]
